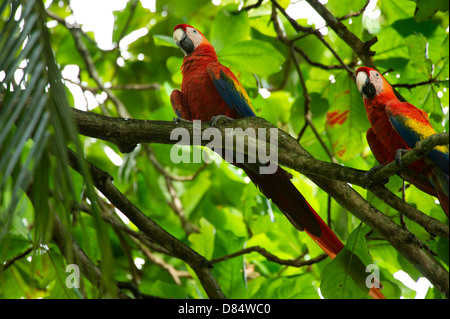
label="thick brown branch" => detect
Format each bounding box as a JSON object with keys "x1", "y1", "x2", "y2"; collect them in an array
[
  {"x1": 72, "y1": 109, "x2": 449, "y2": 237},
  {"x1": 71, "y1": 110, "x2": 449, "y2": 296},
  {"x1": 67, "y1": 148, "x2": 226, "y2": 299},
  {"x1": 370, "y1": 133, "x2": 449, "y2": 184}
]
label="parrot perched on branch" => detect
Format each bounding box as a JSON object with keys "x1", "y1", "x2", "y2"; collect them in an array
[
  {"x1": 356, "y1": 67, "x2": 449, "y2": 216},
  {"x1": 170, "y1": 25, "x2": 384, "y2": 299}
]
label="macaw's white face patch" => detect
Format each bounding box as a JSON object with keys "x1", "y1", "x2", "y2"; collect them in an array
[
  {"x1": 356, "y1": 69, "x2": 383, "y2": 99},
  {"x1": 173, "y1": 26, "x2": 204, "y2": 56}
]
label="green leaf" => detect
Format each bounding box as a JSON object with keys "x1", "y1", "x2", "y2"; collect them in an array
[
  {"x1": 153, "y1": 34, "x2": 178, "y2": 48},
  {"x1": 211, "y1": 4, "x2": 250, "y2": 53},
  {"x1": 166, "y1": 56, "x2": 183, "y2": 84},
  {"x1": 404, "y1": 34, "x2": 432, "y2": 79},
  {"x1": 413, "y1": 0, "x2": 449, "y2": 22},
  {"x1": 188, "y1": 218, "x2": 215, "y2": 260},
  {"x1": 212, "y1": 230, "x2": 247, "y2": 298},
  {"x1": 218, "y1": 40, "x2": 284, "y2": 76},
  {"x1": 441, "y1": 34, "x2": 449, "y2": 58},
  {"x1": 251, "y1": 273, "x2": 320, "y2": 298},
  {"x1": 320, "y1": 248, "x2": 370, "y2": 299},
  {"x1": 320, "y1": 225, "x2": 374, "y2": 299},
  {"x1": 324, "y1": 72, "x2": 369, "y2": 161},
  {"x1": 436, "y1": 238, "x2": 449, "y2": 267}
]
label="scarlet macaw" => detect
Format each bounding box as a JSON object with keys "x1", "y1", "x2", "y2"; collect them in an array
[
  {"x1": 356, "y1": 67, "x2": 449, "y2": 216},
  {"x1": 170, "y1": 25, "x2": 385, "y2": 299},
  {"x1": 170, "y1": 23, "x2": 343, "y2": 257}
]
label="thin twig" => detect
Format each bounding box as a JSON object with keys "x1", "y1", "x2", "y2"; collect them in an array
[
  {"x1": 210, "y1": 245, "x2": 328, "y2": 267},
  {"x1": 67, "y1": 149, "x2": 226, "y2": 299},
  {"x1": 131, "y1": 237, "x2": 192, "y2": 285},
  {"x1": 243, "y1": 0, "x2": 264, "y2": 11},
  {"x1": 271, "y1": 0, "x2": 354, "y2": 76},
  {"x1": 338, "y1": 0, "x2": 370, "y2": 20},
  {"x1": 1, "y1": 247, "x2": 33, "y2": 272},
  {"x1": 144, "y1": 145, "x2": 200, "y2": 235},
  {"x1": 46, "y1": 10, "x2": 131, "y2": 118},
  {"x1": 393, "y1": 78, "x2": 445, "y2": 89}
]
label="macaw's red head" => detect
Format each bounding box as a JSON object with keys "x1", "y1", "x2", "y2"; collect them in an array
[
  {"x1": 356, "y1": 67, "x2": 393, "y2": 99},
  {"x1": 173, "y1": 24, "x2": 211, "y2": 56}
]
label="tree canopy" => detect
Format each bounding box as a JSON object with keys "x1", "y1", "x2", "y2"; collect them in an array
[{"x1": 0, "y1": 0, "x2": 449, "y2": 300}]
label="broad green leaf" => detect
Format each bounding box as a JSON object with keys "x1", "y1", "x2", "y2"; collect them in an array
[
  {"x1": 251, "y1": 273, "x2": 320, "y2": 299},
  {"x1": 320, "y1": 249, "x2": 370, "y2": 299},
  {"x1": 153, "y1": 34, "x2": 178, "y2": 48},
  {"x1": 441, "y1": 34, "x2": 449, "y2": 58},
  {"x1": 188, "y1": 218, "x2": 215, "y2": 260},
  {"x1": 166, "y1": 55, "x2": 183, "y2": 84},
  {"x1": 404, "y1": 34, "x2": 432, "y2": 79},
  {"x1": 181, "y1": 170, "x2": 212, "y2": 217},
  {"x1": 436, "y1": 238, "x2": 449, "y2": 267},
  {"x1": 211, "y1": 4, "x2": 250, "y2": 53},
  {"x1": 212, "y1": 230, "x2": 247, "y2": 298},
  {"x1": 326, "y1": 0, "x2": 366, "y2": 18},
  {"x1": 324, "y1": 72, "x2": 369, "y2": 161},
  {"x1": 219, "y1": 40, "x2": 284, "y2": 76},
  {"x1": 413, "y1": 0, "x2": 449, "y2": 22},
  {"x1": 320, "y1": 226, "x2": 374, "y2": 299}
]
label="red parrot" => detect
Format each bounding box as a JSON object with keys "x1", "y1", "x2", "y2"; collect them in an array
[
  {"x1": 170, "y1": 25, "x2": 384, "y2": 299},
  {"x1": 356, "y1": 67, "x2": 449, "y2": 216}
]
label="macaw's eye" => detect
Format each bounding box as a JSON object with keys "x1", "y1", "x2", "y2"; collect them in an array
[{"x1": 375, "y1": 72, "x2": 379, "y2": 77}]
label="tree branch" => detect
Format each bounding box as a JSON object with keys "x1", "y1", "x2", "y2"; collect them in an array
[
  {"x1": 304, "y1": 0, "x2": 378, "y2": 68},
  {"x1": 46, "y1": 10, "x2": 131, "y2": 118},
  {"x1": 71, "y1": 109, "x2": 449, "y2": 297},
  {"x1": 271, "y1": 0, "x2": 354, "y2": 76},
  {"x1": 211, "y1": 246, "x2": 328, "y2": 268},
  {"x1": 66, "y1": 148, "x2": 226, "y2": 299},
  {"x1": 52, "y1": 213, "x2": 129, "y2": 298},
  {"x1": 370, "y1": 133, "x2": 449, "y2": 184}
]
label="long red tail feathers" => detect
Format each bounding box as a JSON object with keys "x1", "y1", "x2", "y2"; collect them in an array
[
  {"x1": 304, "y1": 203, "x2": 344, "y2": 259},
  {"x1": 305, "y1": 204, "x2": 385, "y2": 299},
  {"x1": 237, "y1": 161, "x2": 385, "y2": 298}
]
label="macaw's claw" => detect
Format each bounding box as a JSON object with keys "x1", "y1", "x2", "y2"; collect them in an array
[
  {"x1": 395, "y1": 149, "x2": 409, "y2": 168},
  {"x1": 364, "y1": 164, "x2": 386, "y2": 185},
  {"x1": 173, "y1": 117, "x2": 191, "y2": 124},
  {"x1": 211, "y1": 115, "x2": 233, "y2": 127}
]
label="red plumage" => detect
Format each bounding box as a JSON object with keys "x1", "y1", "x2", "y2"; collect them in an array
[
  {"x1": 356, "y1": 67, "x2": 449, "y2": 216},
  {"x1": 170, "y1": 26, "x2": 384, "y2": 298},
  {"x1": 171, "y1": 46, "x2": 241, "y2": 121},
  {"x1": 170, "y1": 24, "x2": 344, "y2": 256}
]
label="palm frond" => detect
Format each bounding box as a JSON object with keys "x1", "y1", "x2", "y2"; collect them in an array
[{"x1": 0, "y1": 0, "x2": 115, "y2": 296}]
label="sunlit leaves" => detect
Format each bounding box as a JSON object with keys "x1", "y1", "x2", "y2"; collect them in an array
[
  {"x1": 412, "y1": 0, "x2": 449, "y2": 22},
  {"x1": 320, "y1": 226, "x2": 373, "y2": 299},
  {"x1": 211, "y1": 4, "x2": 250, "y2": 53},
  {"x1": 325, "y1": 72, "x2": 369, "y2": 161},
  {"x1": 219, "y1": 40, "x2": 284, "y2": 77},
  {"x1": 1, "y1": 0, "x2": 448, "y2": 300}
]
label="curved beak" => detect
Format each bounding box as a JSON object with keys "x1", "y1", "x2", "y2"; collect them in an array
[
  {"x1": 356, "y1": 71, "x2": 376, "y2": 98},
  {"x1": 173, "y1": 28, "x2": 194, "y2": 56}
]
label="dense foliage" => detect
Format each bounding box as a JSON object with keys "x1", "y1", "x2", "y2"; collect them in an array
[{"x1": 0, "y1": 0, "x2": 448, "y2": 299}]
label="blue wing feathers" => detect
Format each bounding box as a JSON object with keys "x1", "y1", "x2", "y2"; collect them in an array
[
  {"x1": 429, "y1": 149, "x2": 449, "y2": 175},
  {"x1": 208, "y1": 66, "x2": 255, "y2": 118},
  {"x1": 389, "y1": 114, "x2": 449, "y2": 175},
  {"x1": 388, "y1": 115, "x2": 419, "y2": 149}
]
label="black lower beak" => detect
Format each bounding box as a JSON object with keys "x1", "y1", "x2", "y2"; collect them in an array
[
  {"x1": 362, "y1": 77, "x2": 376, "y2": 98},
  {"x1": 177, "y1": 34, "x2": 194, "y2": 55}
]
